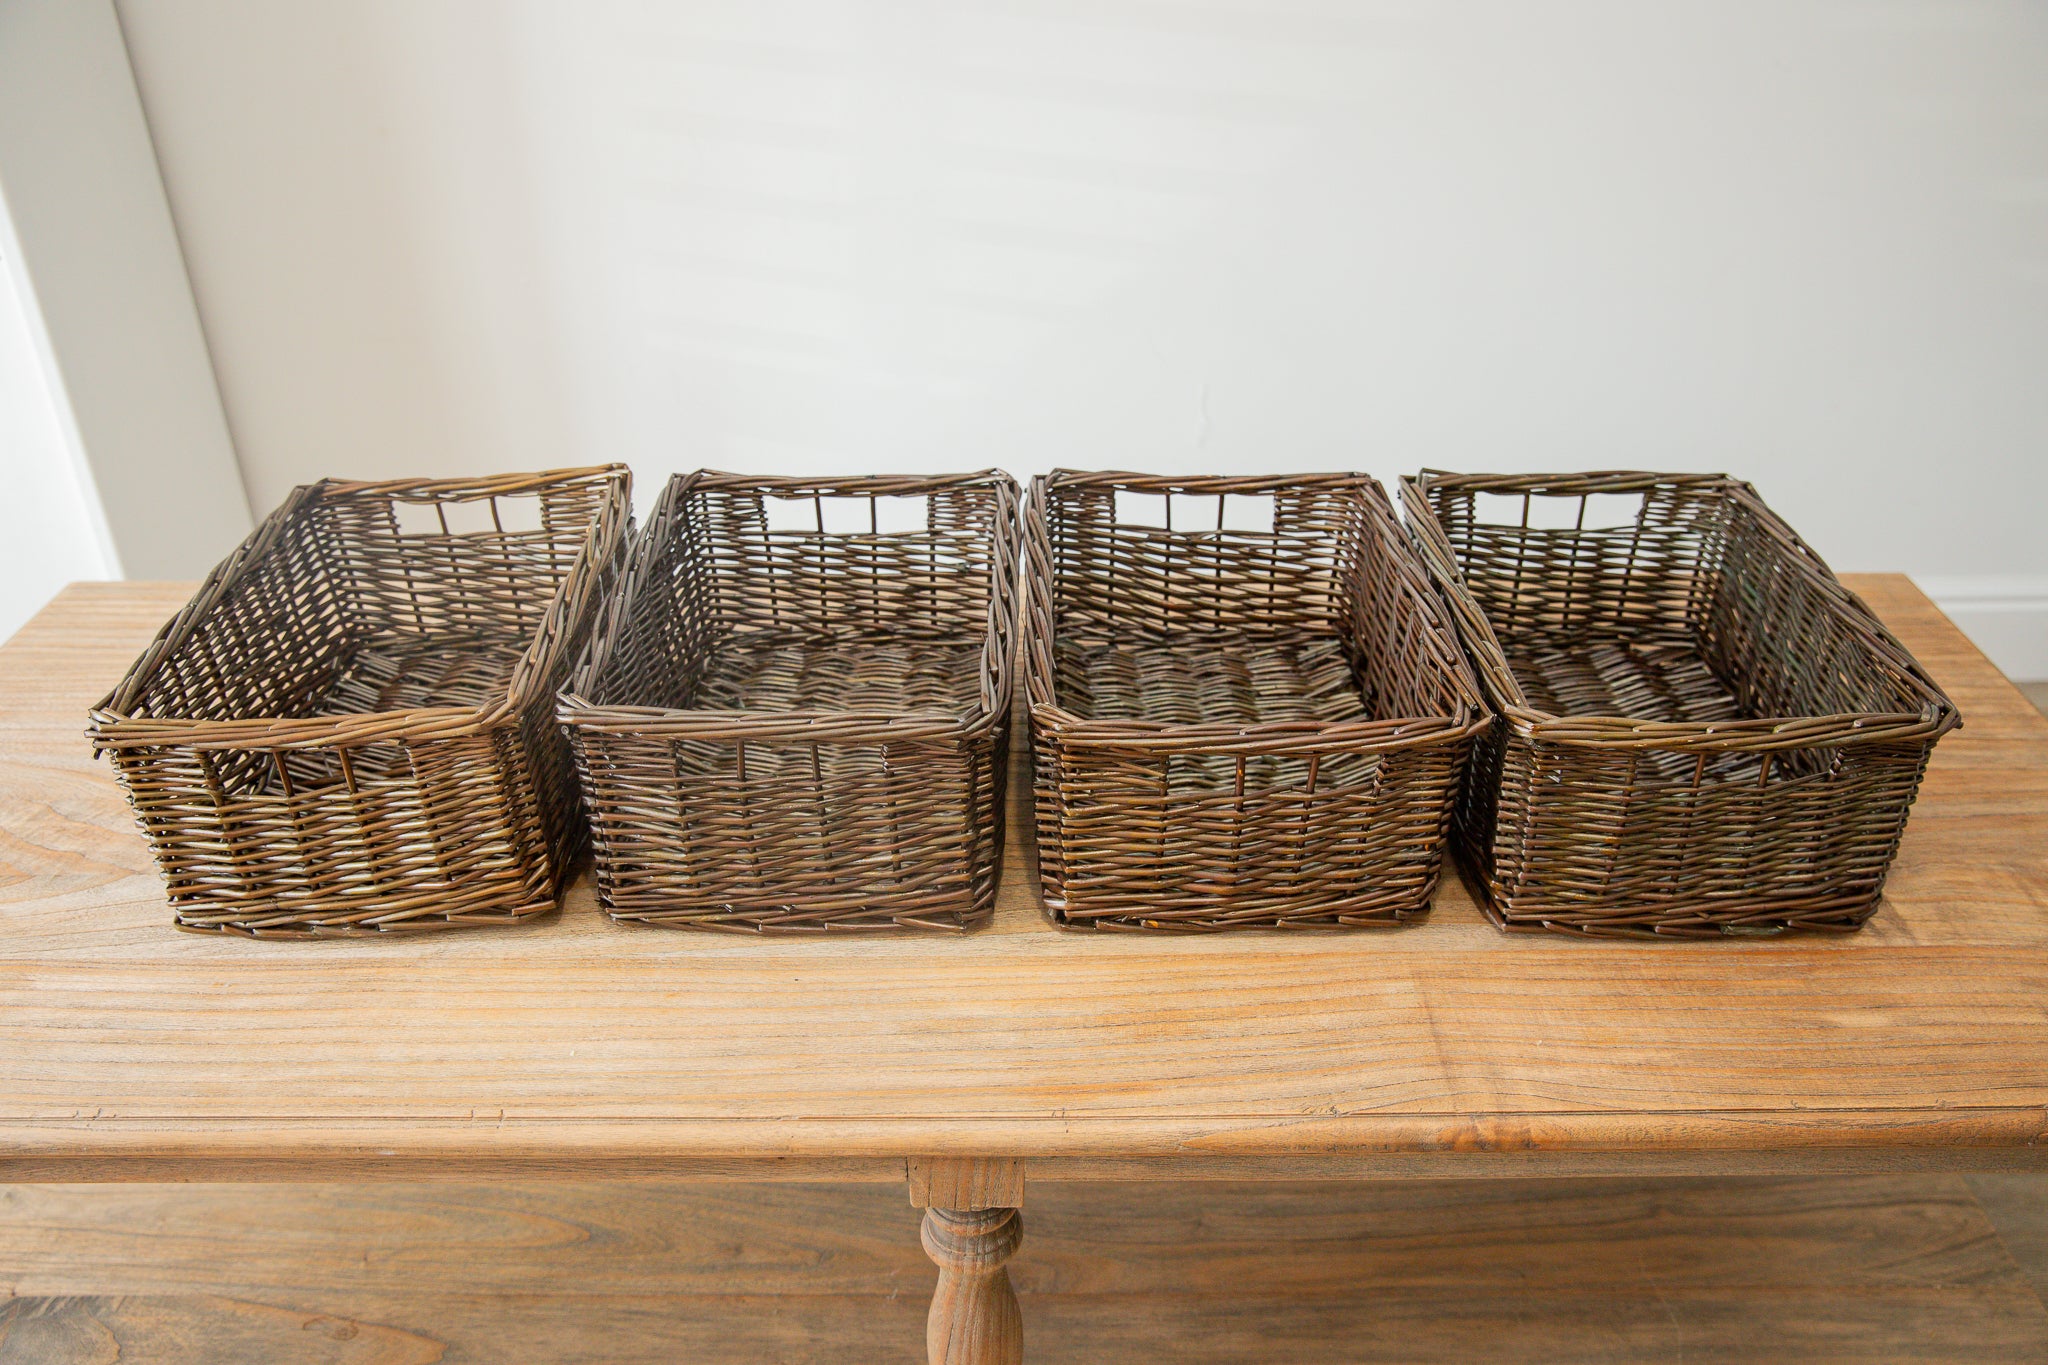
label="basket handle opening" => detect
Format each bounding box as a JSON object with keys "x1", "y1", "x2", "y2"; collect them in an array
[
  {"x1": 390, "y1": 493, "x2": 549, "y2": 537},
  {"x1": 762, "y1": 492, "x2": 933, "y2": 536},
  {"x1": 1110, "y1": 490, "x2": 1276, "y2": 534},
  {"x1": 1472, "y1": 490, "x2": 1646, "y2": 532},
  {"x1": 391, "y1": 500, "x2": 447, "y2": 537}
]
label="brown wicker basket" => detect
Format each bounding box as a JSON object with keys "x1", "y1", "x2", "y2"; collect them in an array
[
  {"x1": 88, "y1": 466, "x2": 631, "y2": 936},
  {"x1": 1402, "y1": 470, "x2": 1960, "y2": 938},
  {"x1": 558, "y1": 471, "x2": 1018, "y2": 933},
  {"x1": 1023, "y1": 471, "x2": 1486, "y2": 931}
]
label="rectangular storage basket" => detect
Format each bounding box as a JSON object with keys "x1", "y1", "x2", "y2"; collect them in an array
[
  {"x1": 1023, "y1": 471, "x2": 1486, "y2": 931},
  {"x1": 559, "y1": 471, "x2": 1018, "y2": 933},
  {"x1": 88, "y1": 466, "x2": 632, "y2": 936},
  {"x1": 1403, "y1": 470, "x2": 1959, "y2": 938}
]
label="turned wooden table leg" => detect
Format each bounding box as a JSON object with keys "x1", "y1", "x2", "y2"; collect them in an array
[
  {"x1": 909, "y1": 1156, "x2": 1025, "y2": 1365},
  {"x1": 922, "y1": 1204, "x2": 1024, "y2": 1364}
]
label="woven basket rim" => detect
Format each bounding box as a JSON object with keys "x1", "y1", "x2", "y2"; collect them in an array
[
  {"x1": 1044, "y1": 468, "x2": 1386, "y2": 495},
  {"x1": 556, "y1": 703, "x2": 986, "y2": 742},
  {"x1": 684, "y1": 468, "x2": 1015, "y2": 497},
  {"x1": 89, "y1": 465, "x2": 631, "y2": 749},
  {"x1": 1019, "y1": 709, "x2": 1486, "y2": 751},
  {"x1": 1411, "y1": 467, "x2": 1739, "y2": 495},
  {"x1": 1023, "y1": 469, "x2": 1488, "y2": 752},
  {"x1": 1400, "y1": 469, "x2": 1960, "y2": 749},
  {"x1": 314, "y1": 463, "x2": 628, "y2": 501}
]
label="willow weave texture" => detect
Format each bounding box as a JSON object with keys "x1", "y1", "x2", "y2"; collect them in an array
[
  {"x1": 1024, "y1": 471, "x2": 1485, "y2": 931},
  {"x1": 89, "y1": 466, "x2": 631, "y2": 935},
  {"x1": 1403, "y1": 470, "x2": 1959, "y2": 938},
  {"x1": 561, "y1": 471, "x2": 1018, "y2": 933}
]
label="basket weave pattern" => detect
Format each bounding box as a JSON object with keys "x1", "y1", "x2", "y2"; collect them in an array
[
  {"x1": 89, "y1": 467, "x2": 631, "y2": 935},
  {"x1": 561, "y1": 472, "x2": 1018, "y2": 933},
  {"x1": 1403, "y1": 470, "x2": 1959, "y2": 938},
  {"x1": 1024, "y1": 472, "x2": 1484, "y2": 931}
]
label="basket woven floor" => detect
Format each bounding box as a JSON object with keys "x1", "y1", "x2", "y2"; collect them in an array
[
  {"x1": 1403, "y1": 470, "x2": 1960, "y2": 938},
  {"x1": 1024, "y1": 471, "x2": 1485, "y2": 931},
  {"x1": 88, "y1": 466, "x2": 631, "y2": 936},
  {"x1": 560, "y1": 471, "x2": 1017, "y2": 933}
]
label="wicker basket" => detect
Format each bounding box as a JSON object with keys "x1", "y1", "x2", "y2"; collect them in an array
[
  {"x1": 1402, "y1": 470, "x2": 1960, "y2": 938},
  {"x1": 1023, "y1": 471, "x2": 1486, "y2": 931},
  {"x1": 88, "y1": 467, "x2": 631, "y2": 936},
  {"x1": 558, "y1": 471, "x2": 1018, "y2": 933}
]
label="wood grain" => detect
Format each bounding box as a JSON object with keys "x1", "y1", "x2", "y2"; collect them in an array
[
  {"x1": 911, "y1": 1157, "x2": 1026, "y2": 1210},
  {"x1": 1, "y1": 578, "x2": 2046, "y2": 1180},
  {"x1": 922, "y1": 1206, "x2": 1024, "y2": 1365},
  {"x1": 3, "y1": 1177, "x2": 2046, "y2": 1362},
  {"x1": 0, "y1": 1178, "x2": 2019, "y2": 1299},
  {"x1": 0, "y1": 1295, "x2": 445, "y2": 1365},
  {"x1": 1973, "y1": 1174, "x2": 2048, "y2": 1306},
  {"x1": 10, "y1": 1288, "x2": 2046, "y2": 1365}
]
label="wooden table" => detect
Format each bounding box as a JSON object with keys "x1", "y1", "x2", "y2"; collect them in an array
[{"x1": 2, "y1": 576, "x2": 2045, "y2": 1364}]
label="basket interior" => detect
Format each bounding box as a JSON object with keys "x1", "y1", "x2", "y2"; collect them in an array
[
  {"x1": 693, "y1": 640, "x2": 983, "y2": 714},
  {"x1": 1040, "y1": 478, "x2": 1468, "y2": 791},
  {"x1": 1423, "y1": 477, "x2": 1935, "y2": 777},
  {"x1": 118, "y1": 477, "x2": 613, "y2": 792},
  {"x1": 587, "y1": 479, "x2": 1007, "y2": 720}
]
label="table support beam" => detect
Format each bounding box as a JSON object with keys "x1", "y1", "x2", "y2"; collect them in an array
[{"x1": 911, "y1": 1157, "x2": 1025, "y2": 1364}]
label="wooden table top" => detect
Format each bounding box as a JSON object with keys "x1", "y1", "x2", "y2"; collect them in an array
[{"x1": 1, "y1": 576, "x2": 2043, "y2": 1184}]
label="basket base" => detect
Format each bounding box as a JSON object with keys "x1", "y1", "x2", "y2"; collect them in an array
[
  {"x1": 696, "y1": 637, "x2": 986, "y2": 714},
  {"x1": 171, "y1": 891, "x2": 561, "y2": 937},
  {"x1": 1053, "y1": 635, "x2": 1382, "y2": 790},
  {"x1": 1467, "y1": 870, "x2": 1882, "y2": 939},
  {"x1": 603, "y1": 902, "x2": 993, "y2": 934},
  {"x1": 247, "y1": 634, "x2": 532, "y2": 792}
]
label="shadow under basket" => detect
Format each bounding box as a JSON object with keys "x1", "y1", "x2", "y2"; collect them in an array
[
  {"x1": 87, "y1": 466, "x2": 631, "y2": 936},
  {"x1": 558, "y1": 471, "x2": 1019, "y2": 933},
  {"x1": 1402, "y1": 470, "x2": 1960, "y2": 938},
  {"x1": 1023, "y1": 471, "x2": 1486, "y2": 931}
]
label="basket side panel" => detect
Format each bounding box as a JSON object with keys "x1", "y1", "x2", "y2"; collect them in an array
[
  {"x1": 313, "y1": 487, "x2": 600, "y2": 646},
  {"x1": 123, "y1": 511, "x2": 355, "y2": 724},
  {"x1": 689, "y1": 484, "x2": 1003, "y2": 643},
  {"x1": 581, "y1": 493, "x2": 719, "y2": 712},
  {"x1": 575, "y1": 729, "x2": 1002, "y2": 931},
  {"x1": 1425, "y1": 481, "x2": 1732, "y2": 650},
  {"x1": 490, "y1": 697, "x2": 585, "y2": 900},
  {"x1": 1045, "y1": 482, "x2": 1358, "y2": 643},
  {"x1": 105, "y1": 736, "x2": 553, "y2": 934},
  {"x1": 1453, "y1": 716, "x2": 1511, "y2": 898},
  {"x1": 1346, "y1": 497, "x2": 1475, "y2": 723},
  {"x1": 1030, "y1": 709, "x2": 1070, "y2": 910},
  {"x1": 1039, "y1": 736, "x2": 1465, "y2": 929},
  {"x1": 1700, "y1": 501, "x2": 1936, "y2": 721},
  {"x1": 1486, "y1": 733, "x2": 1938, "y2": 933}
]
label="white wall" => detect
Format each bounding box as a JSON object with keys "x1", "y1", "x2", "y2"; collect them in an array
[
  {"x1": 0, "y1": 207, "x2": 117, "y2": 643},
  {"x1": 115, "y1": 2, "x2": 2048, "y2": 662},
  {"x1": 0, "y1": 0, "x2": 250, "y2": 580}
]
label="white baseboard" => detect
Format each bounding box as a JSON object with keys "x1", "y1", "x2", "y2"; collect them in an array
[{"x1": 1914, "y1": 576, "x2": 2048, "y2": 682}]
